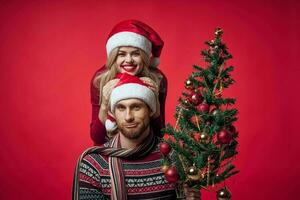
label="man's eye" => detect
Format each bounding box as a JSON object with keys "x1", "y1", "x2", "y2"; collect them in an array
[
  {"x1": 116, "y1": 106, "x2": 125, "y2": 111},
  {"x1": 133, "y1": 105, "x2": 141, "y2": 110}
]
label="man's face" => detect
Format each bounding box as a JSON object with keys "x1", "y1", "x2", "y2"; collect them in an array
[{"x1": 114, "y1": 98, "x2": 150, "y2": 140}]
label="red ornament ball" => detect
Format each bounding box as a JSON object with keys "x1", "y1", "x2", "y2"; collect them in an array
[
  {"x1": 160, "y1": 142, "x2": 171, "y2": 155},
  {"x1": 188, "y1": 92, "x2": 203, "y2": 106},
  {"x1": 227, "y1": 125, "x2": 237, "y2": 137},
  {"x1": 217, "y1": 129, "x2": 232, "y2": 144},
  {"x1": 198, "y1": 103, "x2": 209, "y2": 113},
  {"x1": 193, "y1": 132, "x2": 201, "y2": 141},
  {"x1": 191, "y1": 115, "x2": 200, "y2": 126},
  {"x1": 164, "y1": 166, "x2": 179, "y2": 183}
]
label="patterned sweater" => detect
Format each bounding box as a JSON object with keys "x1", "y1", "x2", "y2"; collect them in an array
[{"x1": 77, "y1": 144, "x2": 176, "y2": 200}]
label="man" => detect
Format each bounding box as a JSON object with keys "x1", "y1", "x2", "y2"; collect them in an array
[{"x1": 73, "y1": 73, "x2": 200, "y2": 200}]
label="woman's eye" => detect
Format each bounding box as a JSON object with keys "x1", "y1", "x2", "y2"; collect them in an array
[{"x1": 118, "y1": 53, "x2": 125, "y2": 57}]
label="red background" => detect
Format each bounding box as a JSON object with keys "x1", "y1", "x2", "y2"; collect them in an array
[{"x1": 0, "y1": 0, "x2": 299, "y2": 199}]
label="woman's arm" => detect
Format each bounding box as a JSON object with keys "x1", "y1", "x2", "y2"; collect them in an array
[
  {"x1": 151, "y1": 69, "x2": 168, "y2": 137},
  {"x1": 90, "y1": 66, "x2": 107, "y2": 145}
]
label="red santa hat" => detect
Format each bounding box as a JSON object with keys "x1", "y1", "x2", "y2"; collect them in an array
[
  {"x1": 105, "y1": 73, "x2": 157, "y2": 132},
  {"x1": 106, "y1": 19, "x2": 164, "y2": 67}
]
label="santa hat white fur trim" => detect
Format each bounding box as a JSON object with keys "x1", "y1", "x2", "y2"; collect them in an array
[
  {"x1": 110, "y1": 83, "x2": 156, "y2": 115},
  {"x1": 106, "y1": 32, "x2": 152, "y2": 56}
]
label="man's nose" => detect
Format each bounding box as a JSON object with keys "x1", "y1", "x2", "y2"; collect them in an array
[{"x1": 125, "y1": 109, "x2": 134, "y2": 122}]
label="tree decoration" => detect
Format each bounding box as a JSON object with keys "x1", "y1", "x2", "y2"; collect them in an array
[
  {"x1": 211, "y1": 108, "x2": 220, "y2": 116},
  {"x1": 164, "y1": 166, "x2": 179, "y2": 183},
  {"x1": 198, "y1": 102, "x2": 210, "y2": 113},
  {"x1": 161, "y1": 164, "x2": 169, "y2": 173},
  {"x1": 161, "y1": 28, "x2": 239, "y2": 198},
  {"x1": 183, "y1": 99, "x2": 191, "y2": 108},
  {"x1": 187, "y1": 165, "x2": 202, "y2": 181},
  {"x1": 184, "y1": 79, "x2": 193, "y2": 90},
  {"x1": 217, "y1": 129, "x2": 232, "y2": 144},
  {"x1": 188, "y1": 91, "x2": 203, "y2": 106},
  {"x1": 216, "y1": 187, "x2": 231, "y2": 200},
  {"x1": 227, "y1": 125, "x2": 238, "y2": 137},
  {"x1": 193, "y1": 132, "x2": 201, "y2": 141},
  {"x1": 160, "y1": 142, "x2": 171, "y2": 155},
  {"x1": 200, "y1": 133, "x2": 209, "y2": 143},
  {"x1": 191, "y1": 115, "x2": 200, "y2": 129}
]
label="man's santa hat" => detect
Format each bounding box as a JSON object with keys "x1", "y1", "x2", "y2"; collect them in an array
[
  {"x1": 105, "y1": 73, "x2": 157, "y2": 132},
  {"x1": 106, "y1": 19, "x2": 164, "y2": 67}
]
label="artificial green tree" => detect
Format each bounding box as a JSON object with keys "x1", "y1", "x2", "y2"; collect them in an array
[{"x1": 160, "y1": 28, "x2": 239, "y2": 199}]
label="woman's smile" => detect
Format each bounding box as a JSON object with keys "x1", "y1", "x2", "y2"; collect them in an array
[{"x1": 121, "y1": 64, "x2": 138, "y2": 73}]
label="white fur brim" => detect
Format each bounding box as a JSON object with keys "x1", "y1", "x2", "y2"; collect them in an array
[
  {"x1": 110, "y1": 83, "x2": 156, "y2": 114},
  {"x1": 106, "y1": 31, "x2": 152, "y2": 56}
]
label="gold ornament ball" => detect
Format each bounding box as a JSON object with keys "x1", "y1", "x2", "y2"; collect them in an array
[
  {"x1": 183, "y1": 99, "x2": 190, "y2": 107},
  {"x1": 200, "y1": 133, "x2": 210, "y2": 143},
  {"x1": 161, "y1": 165, "x2": 169, "y2": 173},
  {"x1": 212, "y1": 109, "x2": 220, "y2": 116},
  {"x1": 217, "y1": 188, "x2": 231, "y2": 199},
  {"x1": 186, "y1": 79, "x2": 192, "y2": 85},
  {"x1": 200, "y1": 133, "x2": 208, "y2": 140},
  {"x1": 185, "y1": 79, "x2": 193, "y2": 89},
  {"x1": 187, "y1": 166, "x2": 197, "y2": 175},
  {"x1": 215, "y1": 28, "x2": 223, "y2": 37},
  {"x1": 187, "y1": 166, "x2": 201, "y2": 181}
]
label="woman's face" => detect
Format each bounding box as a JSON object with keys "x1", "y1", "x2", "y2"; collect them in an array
[{"x1": 115, "y1": 46, "x2": 143, "y2": 75}]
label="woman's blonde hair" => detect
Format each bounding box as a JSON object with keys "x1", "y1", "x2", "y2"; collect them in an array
[{"x1": 93, "y1": 47, "x2": 162, "y2": 104}]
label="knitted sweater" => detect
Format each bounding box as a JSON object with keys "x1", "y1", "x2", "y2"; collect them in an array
[
  {"x1": 90, "y1": 65, "x2": 168, "y2": 145},
  {"x1": 77, "y1": 143, "x2": 176, "y2": 200}
]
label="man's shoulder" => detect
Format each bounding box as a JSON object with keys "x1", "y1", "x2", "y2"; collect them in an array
[{"x1": 78, "y1": 145, "x2": 109, "y2": 165}]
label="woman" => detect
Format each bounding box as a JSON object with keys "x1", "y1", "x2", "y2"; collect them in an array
[{"x1": 90, "y1": 20, "x2": 167, "y2": 145}]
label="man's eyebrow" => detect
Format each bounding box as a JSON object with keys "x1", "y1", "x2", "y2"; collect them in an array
[
  {"x1": 130, "y1": 102, "x2": 144, "y2": 108},
  {"x1": 116, "y1": 103, "x2": 126, "y2": 107}
]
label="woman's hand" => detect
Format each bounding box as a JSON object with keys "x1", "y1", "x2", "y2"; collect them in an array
[
  {"x1": 98, "y1": 79, "x2": 119, "y2": 123},
  {"x1": 183, "y1": 184, "x2": 201, "y2": 200},
  {"x1": 139, "y1": 77, "x2": 159, "y2": 93},
  {"x1": 101, "y1": 79, "x2": 119, "y2": 105},
  {"x1": 139, "y1": 77, "x2": 160, "y2": 118}
]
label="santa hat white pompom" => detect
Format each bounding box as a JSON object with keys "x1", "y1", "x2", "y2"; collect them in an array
[{"x1": 105, "y1": 113, "x2": 117, "y2": 132}]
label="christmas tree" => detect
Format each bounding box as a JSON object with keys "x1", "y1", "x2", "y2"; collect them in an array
[{"x1": 160, "y1": 28, "x2": 239, "y2": 199}]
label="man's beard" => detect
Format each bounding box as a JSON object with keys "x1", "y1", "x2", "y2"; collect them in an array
[{"x1": 118, "y1": 122, "x2": 149, "y2": 140}]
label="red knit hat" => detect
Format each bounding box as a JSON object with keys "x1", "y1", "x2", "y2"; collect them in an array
[
  {"x1": 105, "y1": 73, "x2": 157, "y2": 131},
  {"x1": 106, "y1": 20, "x2": 164, "y2": 67}
]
